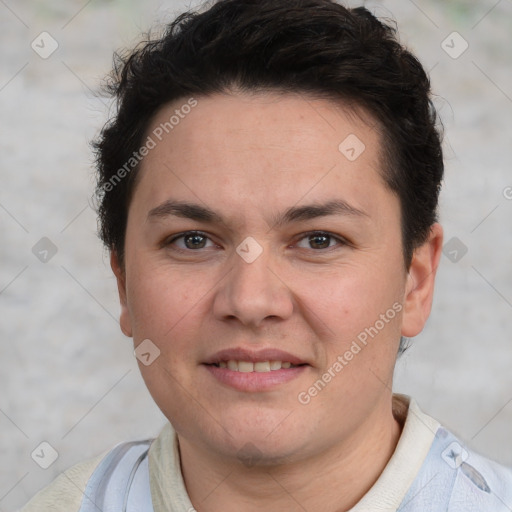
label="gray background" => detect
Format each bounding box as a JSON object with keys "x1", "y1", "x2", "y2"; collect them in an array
[{"x1": 1, "y1": 0, "x2": 511, "y2": 510}]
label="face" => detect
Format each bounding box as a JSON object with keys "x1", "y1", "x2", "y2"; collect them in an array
[{"x1": 112, "y1": 92, "x2": 441, "y2": 465}]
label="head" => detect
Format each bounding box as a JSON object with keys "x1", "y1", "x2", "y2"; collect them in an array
[{"x1": 93, "y1": 0, "x2": 443, "y2": 466}]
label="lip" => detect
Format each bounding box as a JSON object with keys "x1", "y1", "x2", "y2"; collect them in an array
[
  {"x1": 203, "y1": 364, "x2": 308, "y2": 392},
  {"x1": 202, "y1": 347, "x2": 310, "y2": 392},
  {"x1": 203, "y1": 347, "x2": 308, "y2": 366}
]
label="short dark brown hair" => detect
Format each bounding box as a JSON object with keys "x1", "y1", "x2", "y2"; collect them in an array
[{"x1": 93, "y1": 0, "x2": 443, "y2": 271}]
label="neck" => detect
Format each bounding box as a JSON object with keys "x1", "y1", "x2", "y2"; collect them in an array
[{"x1": 178, "y1": 397, "x2": 403, "y2": 512}]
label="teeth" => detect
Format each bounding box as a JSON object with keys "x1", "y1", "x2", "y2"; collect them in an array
[
  {"x1": 269, "y1": 360, "x2": 282, "y2": 370},
  {"x1": 238, "y1": 361, "x2": 254, "y2": 373},
  {"x1": 217, "y1": 360, "x2": 298, "y2": 371},
  {"x1": 254, "y1": 361, "x2": 270, "y2": 372}
]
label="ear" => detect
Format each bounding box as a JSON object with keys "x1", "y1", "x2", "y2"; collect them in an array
[
  {"x1": 401, "y1": 223, "x2": 443, "y2": 338},
  {"x1": 110, "y1": 250, "x2": 133, "y2": 337}
]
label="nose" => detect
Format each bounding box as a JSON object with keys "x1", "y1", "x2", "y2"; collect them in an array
[{"x1": 212, "y1": 241, "x2": 294, "y2": 329}]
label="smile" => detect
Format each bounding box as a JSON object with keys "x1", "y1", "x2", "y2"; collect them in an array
[
  {"x1": 210, "y1": 360, "x2": 300, "y2": 372},
  {"x1": 204, "y1": 362, "x2": 308, "y2": 392}
]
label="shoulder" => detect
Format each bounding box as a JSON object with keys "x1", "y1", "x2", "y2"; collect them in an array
[
  {"x1": 399, "y1": 426, "x2": 512, "y2": 511},
  {"x1": 19, "y1": 439, "x2": 154, "y2": 512},
  {"x1": 18, "y1": 452, "x2": 106, "y2": 512},
  {"x1": 447, "y1": 435, "x2": 512, "y2": 510}
]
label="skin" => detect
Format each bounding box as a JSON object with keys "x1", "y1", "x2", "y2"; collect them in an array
[{"x1": 111, "y1": 91, "x2": 443, "y2": 512}]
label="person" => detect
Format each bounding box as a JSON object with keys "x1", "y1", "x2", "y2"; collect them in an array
[{"x1": 20, "y1": 0, "x2": 512, "y2": 510}]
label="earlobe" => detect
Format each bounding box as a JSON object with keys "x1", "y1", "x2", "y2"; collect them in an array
[
  {"x1": 110, "y1": 250, "x2": 133, "y2": 338},
  {"x1": 401, "y1": 223, "x2": 443, "y2": 338}
]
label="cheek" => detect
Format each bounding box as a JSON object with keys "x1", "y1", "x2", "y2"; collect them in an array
[
  {"x1": 126, "y1": 263, "x2": 200, "y2": 343},
  {"x1": 296, "y1": 267, "x2": 404, "y2": 386},
  {"x1": 298, "y1": 266, "x2": 400, "y2": 332},
  {"x1": 127, "y1": 267, "x2": 207, "y2": 418}
]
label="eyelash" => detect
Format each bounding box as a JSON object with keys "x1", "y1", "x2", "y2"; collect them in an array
[{"x1": 165, "y1": 230, "x2": 349, "y2": 253}]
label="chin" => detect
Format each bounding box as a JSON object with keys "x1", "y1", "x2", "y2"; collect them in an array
[
  {"x1": 214, "y1": 418, "x2": 307, "y2": 461},
  {"x1": 235, "y1": 442, "x2": 297, "y2": 468}
]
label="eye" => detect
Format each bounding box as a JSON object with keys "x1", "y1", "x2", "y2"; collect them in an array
[
  {"x1": 295, "y1": 231, "x2": 346, "y2": 250},
  {"x1": 166, "y1": 231, "x2": 216, "y2": 250},
  {"x1": 164, "y1": 230, "x2": 347, "y2": 253}
]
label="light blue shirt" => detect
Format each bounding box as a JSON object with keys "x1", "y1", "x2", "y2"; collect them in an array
[
  {"x1": 398, "y1": 426, "x2": 512, "y2": 511},
  {"x1": 78, "y1": 425, "x2": 512, "y2": 511}
]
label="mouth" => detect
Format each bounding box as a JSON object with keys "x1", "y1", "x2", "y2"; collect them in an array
[
  {"x1": 202, "y1": 348, "x2": 309, "y2": 392},
  {"x1": 207, "y1": 360, "x2": 304, "y2": 372}
]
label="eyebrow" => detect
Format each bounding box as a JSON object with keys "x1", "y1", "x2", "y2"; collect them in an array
[{"x1": 147, "y1": 198, "x2": 368, "y2": 227}]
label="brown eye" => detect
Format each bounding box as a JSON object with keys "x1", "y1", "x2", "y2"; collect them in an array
[
  {"x1": 295, "y1": 231, "x2": 345, "y2": 250},
  {"x1": 167, "y1": 231, "x2": 214, "y2": 250},
  {"x1": 183, "y1": 233, "x2": 207, "y2": 249},
  {"x1": 308, "y1": 233, "x2": 330, "y2": 249}
]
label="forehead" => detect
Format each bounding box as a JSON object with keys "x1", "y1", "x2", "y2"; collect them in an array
[
  {"x1": 145, "y1": 91, "x2": 381, "y2": 158},
  {"x1": 132, "y1": 92, "x2": 390, "y2": 224}
]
